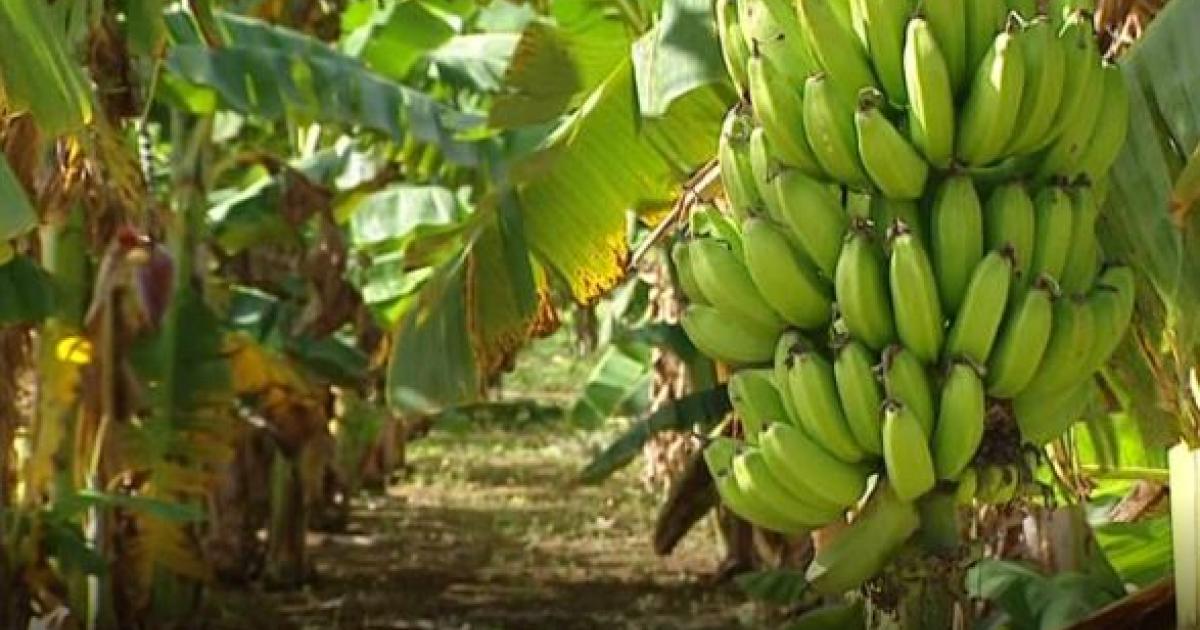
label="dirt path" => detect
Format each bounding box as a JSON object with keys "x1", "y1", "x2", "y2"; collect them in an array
[{"x1": 213, "y1": 421, "x2": 750, "y2": 629}]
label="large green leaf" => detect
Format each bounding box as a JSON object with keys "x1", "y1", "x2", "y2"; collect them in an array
[
  {"x1": 631, "y1": 0, "x2": 728, "y2": 117},
  {"x1": 342, "y1": 0, "x2": 455, "y2": 80},
  {"x1": 569, "y1": 343, "x2": 652, "y2": 428},
  {"x1": 0, "y1": 1, "x2": 92, "y2": 134},
  {"x1": 164, "y1": 11, "x2": 484, "y2": 165},
  {"x1": 428, "y1": 34, "x2": 520, "y2": 93},
  {"x1": 347, "y1": 184, "x2": 464, "y2": 249},
  {"x1": 518, "y1": 60, "x2": 727, "y2": 301},
  {"x1": 1093, "y1": 517, "x2": 1174, "y2": 588},
  {"x1": 575, "y1": 385, "x2": 729, "y2": 485},
  {"x1": 0, "y1": 154, "x2": 36, "y2": 240},
  {"x1": 488, "y1": 22, "x2": 582, "y2": 128}
]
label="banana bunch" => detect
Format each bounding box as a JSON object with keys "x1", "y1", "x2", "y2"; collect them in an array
[{"x1": 679, "y1": 0, "x2": 1137, "y2": 596}]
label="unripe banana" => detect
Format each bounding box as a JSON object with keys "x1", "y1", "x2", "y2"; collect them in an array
[
  {"x1": 760, "y1": 422, "x2": 869, "y2": 507},
  {"x1": 1037, "y1": 61, "x2": 1109, "y2": 179},
  {"x1": 729, "y1": 369, "x2": 789, "y2": 443},
  {"x1": 902, "y1": 17, "x2": 956, "y2": 168},
  {"x1": 706, "y1": 438, "x2": 810, "y2": 534},
  {"x1": 870, "y1": 197, "x2": 923, "y2": 245},
  {"x1": 775, "y1": 330, "x2": 806, "y2": 424},
  {"x1": 1059, "y1": 185, "x2": 1100, "y2": 294},
  {"x1": 733, "y1": 449, "x2": 845, "y2": 526},
  {"x1": 719, "y1": 108, "x2": 765, "y2": 221},
  {"x1": 796, "y1": 0, "x2": 878, "y2": 106},
  {"x1": 882, "y1": 399, "x2": 936, "y2": 501},
  {"x1": 804, "y1": 73, "x2": 870, "y2": 189},
  {"x1": 855, "y1": 88, "x2": 929, "y2": 199},
  {"x1": 955, "y1": 467, "x2": 978, "y2": 504},
  {"x1": 845, "y1": 190, "x2": 873, "y2": 222},
  {"x1": 835, "y1": 225, "x2": 895, "y2": 350},
  {"x1": 1078, "y1": 63, "x2": 1131, "y2": 182},
  {"x1": 681, "y1": 304, "x2": 778, "y2": 365},
  {"x1": 957, "y1": 28, "x2": 1026, "y2": 166},
  {"x1": 1029, "y1": 185, "x2": 1075, "y2": 283},
  {"x1": 1018, "y1": 294, "x2": 1096, "y2": 398},
  {"x1": 737, "y1": 0, "x2": 818, "y2": 85},
  {"x1": 931, "y1": 176, "x2": 984, "y2": 315},
  {"x1": 987, "y1": 277, "x2": 1055, "y2": 398},
  {"x1": 858, "y1": 0, "x2": 911, "y2": 105},
  {"x1": 742, "y1": 218, "x2": 834, "y2": 329},
  {"x1": 1083, "y1": 266, "x2": 1135, "y2": 373},
  {"x1": 1005, "y1": 18, "x2": 1067, "y2": 155},
  {"x1": 965, "y1": 0, "x2": 1008, "y2": 77},
  {"x1": 692, "y1": 203, "x2": 745, "y2": 259},
  {"x1": 806, "y1": 480, "x2": 920, "y2": 595},
  {"x1": 748, "y1": 127, "x2": 782, "y2": 220},
  {"x1": 716, "y1": 0, "x2": 751, "y2": 96},
  {"x1": 985, "y1": 182, "x2": 1037, "y2": 286},
  {"x1": 921, "y1": 0, "x2": 968, "y2": 94},
  {"x1": 670, "y1": 241, "x2": 707, "y2": 304},
  {"x1": 1014, "y1": 377, "x2": 1095, "y2": 445},
  {"x1": 882, "y1": 344, "x2": 935, "y2": 437},
  {"x1": 1045, "y1": 12, "x2": 1101, "y2": 140},
  {"x1": 888, "y1": 221, "x2": 945, "y2": 364},
  {"x1": 690, "y1": 239, "x2": 785, "y2": 330},
  {"x1": 944, "y1": 248, "x2": 1015, "y2": 365},
  {"x1": 833, "y1": 338, "x2": 885, "y2": 455},
  {"x1": 748, "y1": 52, "x2": 825, "y2": 176},
  {"x1": 786, "y1": 341, "x2": 868, "y2": 463},
  {"x1": 932, "y1": 361, "x2": 986, "y2": 480},
  {"x1": 772, "y1": 168, "x2": 848, "y2": 278}
]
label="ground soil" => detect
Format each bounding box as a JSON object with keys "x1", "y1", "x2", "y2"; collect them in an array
[{"x1": 209, "y1": 420, "x2": 753, "y2": 630}]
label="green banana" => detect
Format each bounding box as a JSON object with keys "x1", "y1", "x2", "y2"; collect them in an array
[
  {"x1": 806, "y1": 480, "x2": 919, "y2": 595},
  {"x1": 1029, "y1": 184, "x2": 1075, "y2": 283},
  {"x1": 719, "y1": 108, "x2": 764, "y2": 221},
  {"x1": 733, "y1": 448, "x2": 844, "y2": 526},
  {"x1": 742, "y1": 218, "x2": 834, "y2": 329},
  {"x1": 681, "y1": 304, "x2": 778, "y2": 365},
  {"x1": 882, "y1": 344, "x2": 935, "y2": 438},
  {"x1": 747, "y1": 52, "x2": 825, "y2": 176},
  {"x1": 786, "y1": 341, "x2": 868, "y2": 463},
  {"x1": 706, "y1": 438, "x2": 810, "y2": 534},
  {"x1": 692, "y1": 203, "x2": 745, "y2": 259},
  {"x1": 748, "y1": 126, "x2": 782, "y2": 220},
  {"x1": 965, "y1": 0, "x2": 1008, "y2": 77},
  {"x1": 944, "y1": 248, "x2": 1015, "y2": 365},
  {"x1": 690, "y1": 239, "x2": 785, "y2": 330},
  {"x1": 835, "y1": 225, "x2": 896, "y2": 350},
  {"x1": 956, "y1": 27, "x2": 1026, "y2": 166},
  {"x1": 902, "y1": 17, "x2": 956, "y2": 168},
  {"x1": 984, "y1": 182, "x2": 1037, "y2": 286},
  {"x1": 855, "y1": 87, "x2": 929, "y2": 199},
  {"x1": 1006, "y1": 18, "x2": 1067, "y2": 155},
  {"x1": 870, "y1": 197, "x2": 924, "y2": 245},
  {"x1": 858, "y1": 0, "x2": 911, "y2": 105},
  {"x1": 1045, "y1": 11, "x2": 1101, "y2": 141},
  {"x1": 760, "y1": 422, "x2": 869, "y2": 507},
  {"x1": 773, "y1": 168, "x2": 848, "y2": 278},
  {"x1": 955, "y1": 467, "x2": 978, "y2": 504},
  {"x1": 1014, "y1": 377, "x2": 1095, "y2": 445},
  {"x1": 888, "y1": 220, "x2": 945, "y2": 364},
  {"x1": 882, "y1": 399, "x2": 937, "y2": 501},
  {"x1": 716, "y1": 0, "x2": 751, "y2": 96},
  {"x1": 1059, "y1": 185, "x2": 1100, "y2": 295},
  {"x1": 796, "y1": 0, "x2": 878, "y2": 106},
  {"x1": 1079, "y1": 62, "x2": 1131, "y2": 182},
  {"x1": 775, "y1": 331, "x2": 805, "y2": 424},
  {"x1": 833, "y1": 338, "x2": 886, "y2": 455},
  {"x1": 931, "y1": 176, "x2": 984, "y2": 315},
  {"x1": 1038, "y1": 61, "x2": 1109, "y2": 179},
  {"x1": 1083, "y1": 266, "x2": 1135, "y2": 373},
  {"x1": 736, "y1": 0, "x2": 818, "y2": 85},
  {"x1": 986, "y1": 277, "x2": 1056, "y2": 398},
  {"x1": 932, "y1": 361, "x2": 986, "y2": 480},
  {"x1": 921, "y1": 0, "x2": 968, "y2": 94},
  {"x1": 729, "y1": 369, "x2": 789, "y2": 443},
  {"x1": 846, "y1": 190, "x2": 874, "y2": 221},
  {"x1": 1018, "y1": 294, "x2": 1096, "y2": 398},
  {"x1": 804, "y1": 73, "x2": 870, "y2": 189},
  {"x1": 670, "y1": 241, "x2": 707, "y2": 305}
]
